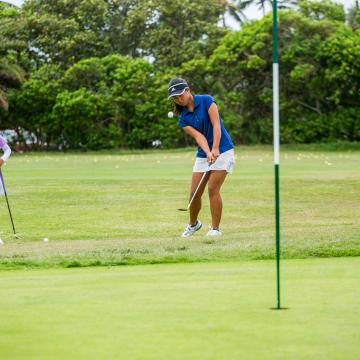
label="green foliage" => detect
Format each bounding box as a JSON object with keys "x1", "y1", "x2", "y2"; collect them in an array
[
  {"x1": 5, "y1": 64, "x2": 61, "y2": 143},
  {"x1": 52, "y1": 88, "x2": 117, "y2": 149},
  {"x1": 209, "y1": 16, "x2": 273, "y2": 143},
  {"x1": 0, "y1": 2, "x2": 27, "y2": 111},
  {"x1": 206, "y1": 9, "x2": 360, "y2": 144},
  {"x1": 142, "y1": 0, "x2": 227, "y2": 67},
  {"x1": 6, "y1": 55, "x2": 184, "y2": 149},
  {"x1": 317, "y1": 27, "x2": 360, "y2": 106},
  {"x1": 2, "y1": 1, "x2": 360, "y2": 148},
  {"x1": 281, "y1": 108, "x2": 360, "y2": 143},
  {"x1": 347, "y1": 1, "x2": 360, "y2": 30},
  {"x1": 298, "y1": 0, "x2": 345, "y2": 22},
  {"x1": 23, "y1": 0, "x2": 110, "y2": 67},
  {"x1": 0, "y1": 1, "x2": 27, "y2": 57},
  {"x1": 21, "y1": 0, "x2": 226, "y2": 68}
]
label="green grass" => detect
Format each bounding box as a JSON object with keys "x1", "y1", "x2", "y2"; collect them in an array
[
  {"x1": 0, "y1": 144, "x2": 358, "y2": 359},
  {"x1": 0, "y1": 257, "x2": 359, "y2": 359},
  {"x1": 0, "y1": 144, "x2": 359, "y2": 269}
]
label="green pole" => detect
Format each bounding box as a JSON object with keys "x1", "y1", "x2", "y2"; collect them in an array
[{"x1": 272, "y1": 0, "x2": 281, "y2": 310}]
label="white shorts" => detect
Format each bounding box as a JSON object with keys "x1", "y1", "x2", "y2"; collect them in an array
[{"x1": 193, "y1": 149, "x2": 235, "y2": 174}]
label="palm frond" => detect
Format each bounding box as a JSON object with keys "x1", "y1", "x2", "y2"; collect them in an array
[
  {"x1": 0, "y1": 88, "x2": 8, "y2": 111},
  {"x1": 0, "y1": 59, "x2": 25, "y2": 87}
]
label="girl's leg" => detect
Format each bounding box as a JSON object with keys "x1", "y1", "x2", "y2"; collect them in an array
[
  {"x1": 189, "y1": 171, "x2": 209, "y2": 226},
  {"x1": 207, "y1": 170, "x2": 227, "y2": 229}
]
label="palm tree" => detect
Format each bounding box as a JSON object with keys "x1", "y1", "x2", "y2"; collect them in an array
[
  {"x1": 220, "y1": 0, "x2": 253, "y2": 27},
  {"x1": 0, "y1": 1, "x2": 25, "y2": 111},
  {"x1": 246, "y1": 0, "x2": 298, "y2": 17},
  {"x1": 0, "y1": 59, "x2": 25, "y2": 111},
  {"x1": 348, "y1": 0, "x2": 360, "y2": 30},
  {"x1": 0, "y1": 0, "x2": 20, "y2": 10}
]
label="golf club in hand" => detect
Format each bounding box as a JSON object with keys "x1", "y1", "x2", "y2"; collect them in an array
[
  {"x1": 178, "y1": 162, "x2": 212, "y2": 212},
  {"x1": 0, "y1": 169, "x2": 16, "y2": 234}
]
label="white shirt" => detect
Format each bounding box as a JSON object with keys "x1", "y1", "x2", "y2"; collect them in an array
[{"x1": 0, "y1": 136, "x2": 11, "y2": 162}]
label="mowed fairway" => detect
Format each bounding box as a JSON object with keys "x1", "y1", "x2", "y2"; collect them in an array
[
  {"x1": 0, "y1": 145, "x2": 359, "y2": 268},
  {"x1": 0, "y1": 258, "x2": 359, "y2": 360}
]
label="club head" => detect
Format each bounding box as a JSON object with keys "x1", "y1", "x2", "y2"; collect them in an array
[{"x1": 177, "y1": 208, "x2": 188, "y2": 212}]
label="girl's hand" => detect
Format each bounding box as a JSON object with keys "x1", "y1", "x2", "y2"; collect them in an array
[
  {"x1": 0, "y1": 159, "x2": 4, "y2": 168},
  {"x1": 211, "y1": 147, "x2": 220, "y2": 162},
  {"x1": 206, "y1": 151, "x2": 214, "y2": 164}
]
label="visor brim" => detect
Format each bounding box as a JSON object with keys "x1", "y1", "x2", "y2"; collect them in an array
[{"x1": 168, "y1": 87, "x2": 187, "y2": 99}]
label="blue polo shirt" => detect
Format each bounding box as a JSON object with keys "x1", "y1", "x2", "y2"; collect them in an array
[{"x1": 178, "y1": 94, "x2": 234, "y2": 158}]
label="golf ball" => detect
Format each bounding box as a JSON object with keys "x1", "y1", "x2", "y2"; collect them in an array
[
  {"x1": 167, "y1": 111, "x2": 174, "y2": 118},
  {"x1": 43, "y1": 237, "x2": 49, "y2": 243}
]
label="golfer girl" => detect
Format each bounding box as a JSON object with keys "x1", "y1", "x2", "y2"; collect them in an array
[
  {"x1": 0, "y1": 135, "x2": 11, "y2": 167},
  {"x1": 168, "y1": 78, "x2": 235, "y2": 237}
]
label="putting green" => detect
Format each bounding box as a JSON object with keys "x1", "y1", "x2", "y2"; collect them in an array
[{"x1": 0, "y1": 257, "x2": 359, "y2": 359}]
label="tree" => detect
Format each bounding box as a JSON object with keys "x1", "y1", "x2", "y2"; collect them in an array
[
  {"x1": 4, "y1": 0, "x2": 359, "y2": 147},
  {"x1": 0, "y1": 1, "x2": 26, "y2": 111},
  {"x1": 22, "y1": 0, "x2": 150, "y2": 67},
  {"x1": 219, "y1": 0, "x2": 250, "y2": 27},
  {"x1": 298, "y1": 0, "x2": 345, "y2": 22},
  {"x1": 21, "y1": 0, "x2": 227, "y2": 68},
  {"x1": 208, "y1": 8, "x2": 359, "y2": 143},
  {"x1": 347, "y1": 0, "x2": 360, "y2": 30},
  {"x1": 241, "y1": 0, "x2": 298, "y2": 17},
  {"x1": 22, "y1": 0, "x2": 111, "y2": 68},
  {"x1": 140, "y1": 0, "x2": 227, "y2": 67},
  {"x1": 4, "y1": 64, "x2": 62, "y2": 145},
  {"x1": 6, "y1": 55, "x2": 184, "y2": 149},
  {"x1": 0, "y1": 59, "x2": 25, "y2": 111}
]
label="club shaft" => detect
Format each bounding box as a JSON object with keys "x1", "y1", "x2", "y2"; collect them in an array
[
  {"x1": 4, "y1": 191, "x2": 16, "y2": 234},
  {"x1": 0, "y1": 170, "x2": 16, "y2": 234},
  {"x1": 187, "y1": 170, "x2": 208, "y2": 210}
]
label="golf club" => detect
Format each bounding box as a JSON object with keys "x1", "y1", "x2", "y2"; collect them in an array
[
  {"x1": 0, "y1": 169, "x2": 16, "y2": 234},
  {"x1": 178, "y1": 163, "x2": 212, "y2": 211}
]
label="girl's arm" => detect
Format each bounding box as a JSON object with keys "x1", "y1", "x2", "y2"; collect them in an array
[
  {"x1": 208, "y1": 103, "x2": 221, "y2": 161},
  {"x1": 183, "y1": 126, "x2": 213, "y2": 163},
  {"x1": 0, "y1": 143, "x2": 11, "y2": 167}
]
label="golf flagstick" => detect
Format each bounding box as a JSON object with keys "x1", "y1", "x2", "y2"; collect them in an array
[
  {"x1": 178, "y1": 163, "x2": 212, "y2": 212},
  {"x1": 0, "y1": 169, "x2": 16, "y2": 234}
]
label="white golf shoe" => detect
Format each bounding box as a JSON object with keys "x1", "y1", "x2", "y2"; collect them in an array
[
  {"x1": 181, "y1": 220, "x2": 202, "y2": 237},
  {"x1": 206, "y1": 227, "x2": 222, "y2": 236}
]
